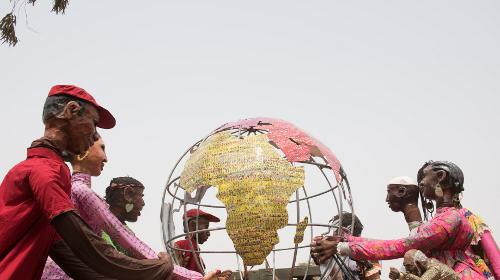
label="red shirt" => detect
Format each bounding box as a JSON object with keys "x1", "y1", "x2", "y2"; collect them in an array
[
  {"x1": 0, "y1": 147, "x2": 75, "y2": 280},
  {"x1": 174, "y1": 238, "x2": 205, "y2": 273}
]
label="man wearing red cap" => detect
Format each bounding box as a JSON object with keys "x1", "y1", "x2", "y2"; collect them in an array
[
  {"x1": 174, "y1": 209, "x2": 220, "y2": 274},
  {"x1": 0, "y1": 85, "x2": 173, "y2": 280}
]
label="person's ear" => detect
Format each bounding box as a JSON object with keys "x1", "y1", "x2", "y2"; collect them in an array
[
  {"x1": 396, "y1": 186, "x2": 407, "y2": 198},
  {"x1": 436, "y1": 170, "x2": 448, "y2": 186},
  {"x1": 123, "y1": 186, "x2": 135, "y2": 202},
  {"x1": 58, "y1": 101, "x2": 82, "y2": 120}
]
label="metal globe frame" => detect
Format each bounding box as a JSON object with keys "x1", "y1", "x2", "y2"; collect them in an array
[{"x1": 161, "y1": 125, "x2": 356, "y2": 280}]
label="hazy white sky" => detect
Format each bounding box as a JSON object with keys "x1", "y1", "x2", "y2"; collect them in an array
[{"x1": 1, "y1": 0, "x2": 499, "y2": 277}]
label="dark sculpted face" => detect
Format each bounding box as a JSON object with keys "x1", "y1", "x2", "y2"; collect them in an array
[
  {"x1": 403, "y1": 260, "x2": 420, "y2": 276},
  {"x1": 188, "y1": 217, "x2": 210, "y2": 244},
  {"x1": 418, "y1": 166, "x2": 446, "y2": 201},
  {"x1": 123, "y1": 187, "x2": 145, "y2": 222},
  {"x1": 402, "y1": 250, "x2": 426, "y2": 276},
  {"x1": 386, "y1": 184, "x2": 408, "y2": 212},
  {"x1": 65, "y1": 102, "x2": 100, "y2": 155}
]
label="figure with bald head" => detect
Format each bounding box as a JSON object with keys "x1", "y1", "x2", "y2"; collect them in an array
[{"x1": 389, "y1": 249, "x2": 459, "y2": 280}]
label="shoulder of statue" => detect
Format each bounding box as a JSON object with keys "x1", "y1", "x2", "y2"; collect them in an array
[{"x1": 427, "y1": 258, "x2": 441, "y2": 267}]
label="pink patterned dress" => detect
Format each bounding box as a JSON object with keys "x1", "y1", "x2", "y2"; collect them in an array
[
  {"x1": 345, "y1": 207, "x2": 488, "y2": 280},
  {"x1": 41, "y1": 172, "x2": 203, "y2": 280}
]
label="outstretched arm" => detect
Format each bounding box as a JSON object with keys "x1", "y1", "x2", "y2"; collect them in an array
[
  {"x1": 52, "y1": 211, "x2": 173, "y2": 280},
  {"x1": 49, "y1": 240, "x2": 112, "y2": 280},
  {"x1": 347, "y1": 211, "x2": 460, "y2": 260},
  {"x1": 311, "y1": 211, "x2": 460, "y2": 262}
]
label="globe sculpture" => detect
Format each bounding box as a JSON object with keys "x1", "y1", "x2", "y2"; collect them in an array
[{"x1": 161, "y1": 118, "x2": 356, "y2": 280}]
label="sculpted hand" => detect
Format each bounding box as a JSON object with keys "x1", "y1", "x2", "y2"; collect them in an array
[
  {"x1": 310, "y1": 235, "x2": 342, "y2": 264},
  {"x1": 203, "y1": 270, "x2": 219, "y2": 280},
  {"x1": 157, "y1": 252, "x2": 174, "y2": 280},
  {"x1": 158, "y1": 252, "x2": 171, "y2": 261},
  {"x1": 203, "y1": 270, "x2": 233, "y2": 280},
  {"x1": 218, "y1": 270, "x2": 232, "y2": 280},
  {"x1": 157, "y1": 252, "x2": 173, "y2": 268},
  {"x1": 389, "y1": 267, "x2": 401, "y2": 280},
  {"x1": 310, "y1": 236, "x2": 321, "y2": 265}
]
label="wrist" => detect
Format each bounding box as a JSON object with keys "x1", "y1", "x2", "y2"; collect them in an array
[
  {"x1": 337, "y1": 242, "x2": 351, "y2": 256},
  {"x1": 407, "y1": 221, "x2": 422, "y2": 231}
]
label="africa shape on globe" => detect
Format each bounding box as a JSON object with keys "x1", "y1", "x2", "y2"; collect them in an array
[{"x1": 177, "y1": 118, "x2": 350, "y2": 267}]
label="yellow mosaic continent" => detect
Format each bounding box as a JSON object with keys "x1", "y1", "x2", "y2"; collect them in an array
[
  {"x1": 294, "y1": 217, "x2": 309, "y2": 244},
  {"x1": 180, "y1": 132, "x2": 305, "y2": 266}
]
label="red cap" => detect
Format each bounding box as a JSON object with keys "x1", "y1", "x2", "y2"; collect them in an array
[
  {"x1": 183, "y1": 209, "x2": 220, "y2": 222},
  {"x1": 48, "y1": 85, "x2": 116, "y2": 129}
]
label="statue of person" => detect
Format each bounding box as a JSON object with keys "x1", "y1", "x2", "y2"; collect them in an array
[
  {"x1": 0, "y1": 85, "x2": 173, "y2": 279},
  {"x1": 388, "y1": 249, "x2": 459, "y2": 280},
  {"x1": 313, "y1": 212, "x2": 381, "y2": 280},
  {"x1": 386, "y1": 176, "x2": 423, "y2": 232},
  {"x1": 311, "y1": 161, "x2": 499, "y2": 279}
]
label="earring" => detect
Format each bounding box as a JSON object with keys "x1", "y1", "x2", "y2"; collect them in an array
[
  {"x1": 76, "y1": 150, "x2": 90, "y2": 161},
  {"x1": 452, "y1": 193, "x2": 463, "y2": 207},
  {"x1": 425, "y1": 200, "x2": 435, "y2": 214},
  {"x1": 125, "y1": 203, "x2": 134, "y2": 213},
  {"x1": 434, "y1": 184, "x2": 443, "y2": 198}
]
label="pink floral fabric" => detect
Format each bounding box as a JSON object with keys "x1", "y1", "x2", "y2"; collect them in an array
[
  {"x1": 346, "y1": 207, "x2": 487, "y2": 280},
  {"x1": 462, "y1": 210, "x2": 497, "y2": 279},
  {"x1": 42, "y1": 173, "x2": 203, "y2": 280},
  {"x1": 480, "y1": 231, "x2": 500, "y2": 279}
]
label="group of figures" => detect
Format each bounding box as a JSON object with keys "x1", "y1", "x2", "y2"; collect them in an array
[
  {"x1": 159, "y1": 116, "x2": 500, "y2": 280},
  {"x1": 0, "y1": 85, "x2": 498, "y2": 280},
  {"x1": 310, "y1": 168, "x2": 500, "y2": 280},
  {"x1": 0, "y1": 85, "x2": 230, "y2": 280}
]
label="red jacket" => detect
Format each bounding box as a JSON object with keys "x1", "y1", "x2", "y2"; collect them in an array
[
  {"x1": 174, "y1": 238, "x2": 205, "y2": 273},
  {"x1": 0, "y1": 147, "x2": 75, "y2": 280}
]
